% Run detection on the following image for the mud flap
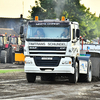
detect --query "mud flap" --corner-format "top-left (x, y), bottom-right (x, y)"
top-left (78, 54), bottom-right (92, 82)
top-left (78, 55), bottom-right (90, 74)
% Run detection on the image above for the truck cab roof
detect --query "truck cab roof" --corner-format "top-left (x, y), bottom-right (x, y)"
top-left (28, 19), bottom-right (79, 26)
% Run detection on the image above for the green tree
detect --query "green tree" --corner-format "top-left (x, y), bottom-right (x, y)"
top-left (96, 16), bottom-right (100, 38)
top-left (29, 0), bottom-right (99, 40)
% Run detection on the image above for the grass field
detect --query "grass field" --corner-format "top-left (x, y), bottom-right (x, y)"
top-left (0, 69), bottom-right (24, 74)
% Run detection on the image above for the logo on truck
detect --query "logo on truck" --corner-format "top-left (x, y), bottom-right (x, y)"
top-left (29, 43), bottom-right (45, 45)
top-left (29, 42), bottom-right (66, 46)
top-left (48, 43), bottom-right (66, 46)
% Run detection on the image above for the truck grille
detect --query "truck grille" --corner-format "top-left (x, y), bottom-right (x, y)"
top-left (29, 47), bottom-right (66, 55)
top-left (30, 52), bottom-right (65, 54)
top-left (29, 47), bottom-right (66, 51)
top-left (34, 56), bottom-right (61, 66)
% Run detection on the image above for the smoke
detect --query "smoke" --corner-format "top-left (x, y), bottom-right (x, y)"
top-left (53, 0), bottom-right (66, 18)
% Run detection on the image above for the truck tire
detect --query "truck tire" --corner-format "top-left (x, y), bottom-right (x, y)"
top-left (26, 73), bottom-right (36, 83)
top-left (69, 62), bottom-right (78, 83)
top-left (7, 47), bottom-right (13, 63)
top-left (86, 63), bottom-right (92, 82)
top-left (1, 50), bottom-right (7, 63)
top-left (79, 60), bottom-right (92, 82)
top-left (7, 48), bottom-right (10, 63)
top-left (41, 75), bottom-right (55, 81)
top-left (9, 47), bottom-right (13, 63)
top-left (0, 52), bottom-right (1, 63)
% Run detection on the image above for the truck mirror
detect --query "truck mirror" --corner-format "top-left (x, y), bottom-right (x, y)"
top-left (20, 34), bottom-right (24, 39)
top-left (76, 29), bottom-right (80, 38)
top-left (20, 26), bottom-right (23, 34)
top-left (73, 29), bottom-right (75, 39)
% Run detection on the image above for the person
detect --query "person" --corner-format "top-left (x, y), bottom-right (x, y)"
top-left (60, 28), bottom-right (69, 38)
top-left (33, 28), bottom-right (45, 37)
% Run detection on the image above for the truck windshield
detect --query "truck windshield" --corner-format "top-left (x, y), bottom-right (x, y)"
top-left (26, 25), bottom-right (70, 39)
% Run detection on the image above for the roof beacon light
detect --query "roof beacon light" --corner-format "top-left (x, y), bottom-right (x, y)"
top-left (61, 16), bottom-right (65, 21)
top-left (35, 16), bottom-right (39, 21)
top-left (5, 32), bottom-right (7, 35)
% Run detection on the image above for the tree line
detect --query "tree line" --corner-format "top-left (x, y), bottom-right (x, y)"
top-left (29, 0), bottom-right (100, 40)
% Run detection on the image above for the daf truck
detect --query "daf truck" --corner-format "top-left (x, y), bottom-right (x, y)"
top-left (20, 17), bottom-right (92, 83)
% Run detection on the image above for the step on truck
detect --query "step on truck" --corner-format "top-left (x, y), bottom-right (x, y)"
top-left (20, 16), bottom-right (92, 83)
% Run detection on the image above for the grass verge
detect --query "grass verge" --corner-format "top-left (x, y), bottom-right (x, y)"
top-left (0, 69), bottom-right (24, 74)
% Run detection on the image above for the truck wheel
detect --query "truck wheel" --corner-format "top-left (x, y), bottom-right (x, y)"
top-left (7, 47), bottom-right (13, 63)
top-left (26, 73), bottom-right (36, 83)
top-left (9, 47), bottom-right (13, 63)
top-left (1, 50), bottom-right (7, 63)
top-left (69, 62), bottom-right (78, 83)
top-left (78, 60), bottom-right (92, 82)
top-left (7, 48), bottom-right (10, 63)
top-left (87, 64), bottom-right (92, 82)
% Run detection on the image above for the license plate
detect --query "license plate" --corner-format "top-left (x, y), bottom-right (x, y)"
top-left (41, 57), bottom-right (53, 60)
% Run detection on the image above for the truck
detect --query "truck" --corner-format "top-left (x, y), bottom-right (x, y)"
top-left (20, 16), bottom-right (92, 83)
top-left (8, 34), bottom-right (25, 63)
top-left (0, 33), bottom-right (13, 63)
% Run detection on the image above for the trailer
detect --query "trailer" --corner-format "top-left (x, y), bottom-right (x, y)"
top-left (80, 44), bottom-right (100, 78)
top-left (20, 16), bottom-right (92, 83)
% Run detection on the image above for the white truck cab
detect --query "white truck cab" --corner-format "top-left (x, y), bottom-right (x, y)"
top-left (21, 17), bottom-right (92, 83)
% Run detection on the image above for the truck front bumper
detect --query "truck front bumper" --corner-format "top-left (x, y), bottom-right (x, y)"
top-left (24, 65), bottom-right (74, 74)
top-left (24, 57), bottom-right (74, 74)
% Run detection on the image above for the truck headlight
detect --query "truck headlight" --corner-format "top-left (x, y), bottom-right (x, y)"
top-left (62, 61), bottom-right (71, 64)
top-left (25, 61), bottom-right (32, 64)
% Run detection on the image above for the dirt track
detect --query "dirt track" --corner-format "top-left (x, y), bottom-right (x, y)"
top-left (0, 63), bottom-right (24, 69)
top-left (0, 63), bottom-right (100, 100)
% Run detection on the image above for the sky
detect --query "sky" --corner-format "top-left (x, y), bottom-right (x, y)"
top-left (80, 0), bottom-right (100, 16)
top-left (0, 0), bottom-right (35, 18)
top-left (0, 0), bottom-right (100, 18)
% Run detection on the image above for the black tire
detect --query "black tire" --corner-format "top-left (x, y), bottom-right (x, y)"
top-left (9, 47), bottom-right (13, 63)
top-left (69, 62), bottom-right (78, 83)
top-left (87, 62), bottom-right (92, 82)
top-left (26, 73), bottom-right (36, 83)
top-left (78, 60), bottom-right (92, 82)
top-left (0, 52), bottom-right (1, 63)
top-left (7, 47), bottom-right (13, 63)
top-left (7, 48), bottom-right (10, 63)
top-left (9, 47), bottom-right (14, 63)
top-left (1, 50), bottom-right (7, 63)
top-left (41, 75), bottom-right (55, 81)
